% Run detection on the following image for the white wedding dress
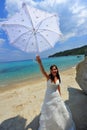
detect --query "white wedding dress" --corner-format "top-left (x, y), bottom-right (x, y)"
top-left (38, 79), bottom-right (76, 130)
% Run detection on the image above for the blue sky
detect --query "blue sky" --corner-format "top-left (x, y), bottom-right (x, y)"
top-left (0, 0), bottom-right (87, 61)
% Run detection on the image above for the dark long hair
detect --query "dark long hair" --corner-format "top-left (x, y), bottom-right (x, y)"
top-left (49, 64), bottom-right (61, 83)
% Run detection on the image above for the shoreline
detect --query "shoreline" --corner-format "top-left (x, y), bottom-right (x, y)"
top-left (0, 66), bottom-right (75, 93)
top-left (0, 75), bottom-right (44, 93)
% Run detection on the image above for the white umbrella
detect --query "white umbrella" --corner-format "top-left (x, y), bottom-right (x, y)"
top-left (0, 3), bottom-right (62, 55)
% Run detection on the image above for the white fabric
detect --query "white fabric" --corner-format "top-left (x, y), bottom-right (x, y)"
top-left (38, 79), bottom-right (76, 130)
top-left (0, 3), bottom-right (61, 53)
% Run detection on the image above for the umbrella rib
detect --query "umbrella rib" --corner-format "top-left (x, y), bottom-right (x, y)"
top-left (23, 4), bottom-right (39, 53)
top-left (34, 14), bottom-right (61, 36)
top-left (23, 32), bottom-right (40, 53)
top-left (23, 4), bottom-right (34, 29)
top-left (37, 32), bottom-right (54, 48)
top-left (36, 15), bottom-right (58, 32)
top-left (24, 32), bottom-right (35, 52)
top-left (38, 29), bottom-right (61, 36)
top-left (11, 30), bottom-right (32, 45)
top-left (2, 23), bottom-right (32, 31)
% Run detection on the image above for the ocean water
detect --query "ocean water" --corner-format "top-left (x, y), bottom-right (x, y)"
top-left (0, 55), bottom-right (84, 87)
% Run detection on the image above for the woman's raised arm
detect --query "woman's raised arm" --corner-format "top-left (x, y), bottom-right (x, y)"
top-left (36, 56), bottom-right (49, 79)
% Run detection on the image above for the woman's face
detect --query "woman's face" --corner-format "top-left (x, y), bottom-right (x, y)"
top-left (50, 66), bottom-right (58, 77)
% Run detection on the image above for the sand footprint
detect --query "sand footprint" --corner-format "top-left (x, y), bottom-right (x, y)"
top-left (14, 104), bottom-right (24, 111)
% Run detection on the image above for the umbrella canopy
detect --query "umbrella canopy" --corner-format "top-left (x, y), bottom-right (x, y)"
top-left (0, 3), bottom-right (62, 54)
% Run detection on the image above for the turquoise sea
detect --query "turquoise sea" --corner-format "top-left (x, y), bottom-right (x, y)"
top-left (0, 55), bottom-right (84, 87)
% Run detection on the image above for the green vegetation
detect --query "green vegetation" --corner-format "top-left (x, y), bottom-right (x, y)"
top-left (49, 45), bottom-right (87, 57)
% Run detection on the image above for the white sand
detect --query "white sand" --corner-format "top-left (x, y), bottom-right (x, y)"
top-left (0, 67), bottom-right (87, 130)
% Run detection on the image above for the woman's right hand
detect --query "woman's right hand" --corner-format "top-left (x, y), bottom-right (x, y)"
top-left (36, 55), bottom-right (48, 79)
top-left (36, 55), bottom-right (41, 64)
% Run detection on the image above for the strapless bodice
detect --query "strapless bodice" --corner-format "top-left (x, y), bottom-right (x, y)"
top-left (47, 79), bottom-right (60, 90)
top-left (46, 79), bottom-right (60, 94)
top-left (43, 79), bottom-right (60, 103)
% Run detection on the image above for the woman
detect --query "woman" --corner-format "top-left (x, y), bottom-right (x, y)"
top-left (36, 55), bottom-right (76, 130)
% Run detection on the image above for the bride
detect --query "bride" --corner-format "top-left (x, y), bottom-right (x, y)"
top-left (36, 55), bottom-right (76, 130)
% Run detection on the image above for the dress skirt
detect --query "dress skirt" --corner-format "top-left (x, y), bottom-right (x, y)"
top-left (38, 80), bottom-right (76, 130)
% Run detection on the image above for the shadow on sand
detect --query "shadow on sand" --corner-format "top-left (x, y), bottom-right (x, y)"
top-left (25, 114), bottom-right (40, 130)
top-left (0, 114), bottom-right (40, 130)
top-left (0, 88), bottom-right (87, 130)
top-left (65, 87), bottom-right (87, 130)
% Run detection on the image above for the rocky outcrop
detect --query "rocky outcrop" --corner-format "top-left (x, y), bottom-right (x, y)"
top-left (76, 56), bottom-right (87, 94)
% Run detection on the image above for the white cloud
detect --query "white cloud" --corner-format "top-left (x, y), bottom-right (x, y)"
top-left (37, 0), bottom-right (67, 9)
top-left (42, 0), bottom-right (67, 4)
top-left (5, 0), bottom-right (68, 15)
top-left (77, 18), bottom-right (85, 27)
top-left (5, 0), bottom-right (36, 16)
top-left (70, 2), bottom-right (84, 14)
top-left (4, 0), bottom-right (87, 41)
top-left (70, 2), bottom-right (87, 26)
top-left (61, 32), bottom-right (76, 42)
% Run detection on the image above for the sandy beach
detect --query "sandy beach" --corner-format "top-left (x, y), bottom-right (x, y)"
top-left (0, 67), bottom-right (87, 130)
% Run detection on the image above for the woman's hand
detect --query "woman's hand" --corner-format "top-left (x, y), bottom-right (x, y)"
top-left (36, 55), bottom-right (41, 64)
top-left (36, 55), bottom-right (49, 79)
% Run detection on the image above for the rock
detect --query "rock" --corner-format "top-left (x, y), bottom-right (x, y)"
top-left (76, 56), bottom-right (87, 94)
